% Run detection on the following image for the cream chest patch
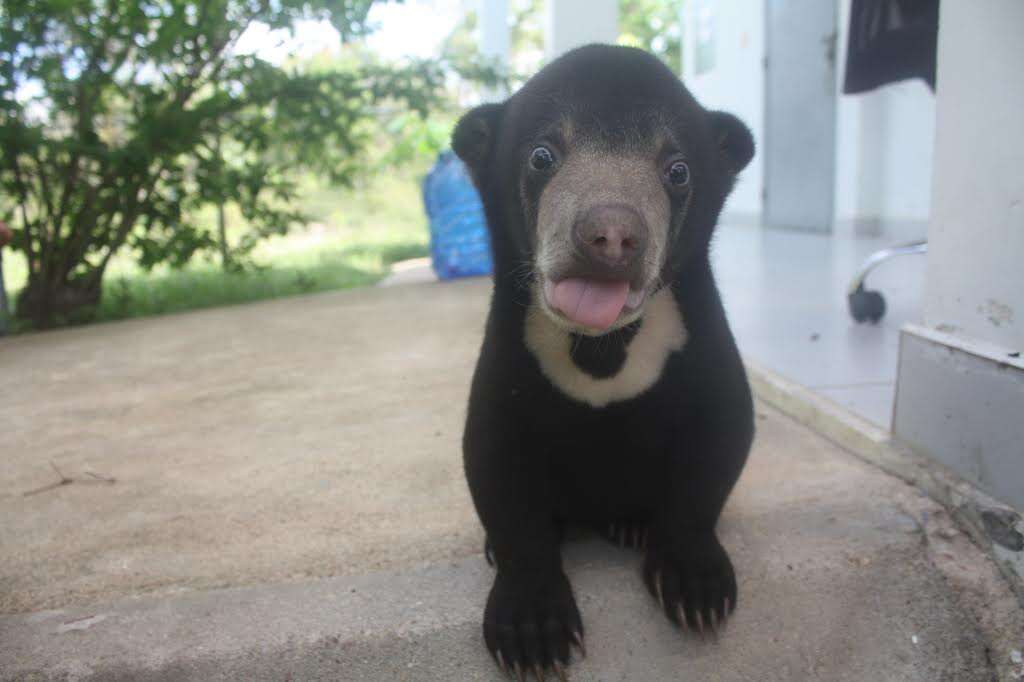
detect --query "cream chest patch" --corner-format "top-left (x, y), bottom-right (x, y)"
top-left (524, 288), bottom-right (687, 407)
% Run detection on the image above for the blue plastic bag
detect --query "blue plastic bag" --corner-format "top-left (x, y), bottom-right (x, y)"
top-left (422, 151), bottom-right (493, 279)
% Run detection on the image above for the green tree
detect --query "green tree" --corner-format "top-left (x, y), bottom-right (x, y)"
top-left (0, 0), bottom-right (452, 327)
top-left (442, 0), bottom-right (682, 82)
top-left (619, 0), bottom-right (683, 74)
top-left (438, 0), bottom-right (542, 89)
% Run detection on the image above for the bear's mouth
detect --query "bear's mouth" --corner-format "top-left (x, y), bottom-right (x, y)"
top-left (540, 277), bottom-right (647, 332)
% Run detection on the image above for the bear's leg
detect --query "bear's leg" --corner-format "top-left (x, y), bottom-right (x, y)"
top-left (642, 428), bottom-right (749, 637)
top-left (466, 418), bottom-right (584, 679)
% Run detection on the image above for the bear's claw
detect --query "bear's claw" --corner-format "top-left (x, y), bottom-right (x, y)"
top-left (601, 521), bottom-right (649, 550)
top-left (643, 533), bottom-right (736, 638)
top-left (484, 570), bottom-right (583, 681)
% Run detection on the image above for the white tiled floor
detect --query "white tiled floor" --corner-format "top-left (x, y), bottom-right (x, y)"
top-left (713, 223), bottom-right (927, 429)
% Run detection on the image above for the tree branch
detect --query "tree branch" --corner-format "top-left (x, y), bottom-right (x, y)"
top-left (8, 153), bottom-right (41, 275)
top-left (95, 162), bottom-right (167, 277)
top-left (28, 145), bottom-right (56, 226)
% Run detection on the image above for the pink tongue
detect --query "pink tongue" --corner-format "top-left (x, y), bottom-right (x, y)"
top-left (549, 279), bottom-right (630, 330)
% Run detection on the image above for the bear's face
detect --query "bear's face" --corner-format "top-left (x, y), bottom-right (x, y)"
top-left (454, 45), bottom-right (753, 335)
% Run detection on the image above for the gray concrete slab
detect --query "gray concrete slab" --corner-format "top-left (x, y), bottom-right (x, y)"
top-left (0, 529), bottom-right (1001, 682)
top-left (1, 279), bottom-right (1021, 680)
top-left (894, 324), bottom-right (1024, 511)
top-left (0, 279), bottom-right (490, 613)
top-left (815, 382), bottom-right (894, 428)
top-left (378, 257), bottom-right (437, 287)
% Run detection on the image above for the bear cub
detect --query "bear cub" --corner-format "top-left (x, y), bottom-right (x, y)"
top-left (454, 44), bottom-right (755, 680)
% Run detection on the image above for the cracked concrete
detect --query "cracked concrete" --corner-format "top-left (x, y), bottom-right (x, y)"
top-left (1, 279), bottom-right (1022, 680)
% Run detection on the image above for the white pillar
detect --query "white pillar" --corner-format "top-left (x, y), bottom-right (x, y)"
top-left (832, 0), bottom-right (936, 236)
top-left (544, 0), bottom-right (619, 61)
top-left (679, 0), bottom-right (765, 223)
top-left (478, 0), bottom-right (509, 99)
top-left (893, 1), bottom-right (1024, 511)
top-left (922, 2), bottom-right (1024, 349)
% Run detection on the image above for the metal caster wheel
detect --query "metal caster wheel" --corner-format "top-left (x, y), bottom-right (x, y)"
top-left (846, 239), bottom-right (925, 324)
top-left (848, 285), bottom-right (886, 324)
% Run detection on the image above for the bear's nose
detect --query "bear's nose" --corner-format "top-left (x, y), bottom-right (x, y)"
top-left (572, 204), bottom-right (648, 277)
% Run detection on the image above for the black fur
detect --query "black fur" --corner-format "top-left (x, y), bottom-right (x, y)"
top-left (568, 320), bottom-right (642, 378)
top-left (455, 45), bottom-right (755, 676)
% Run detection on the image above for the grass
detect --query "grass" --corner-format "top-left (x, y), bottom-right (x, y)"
top-left (1, 164), bottom-right (432, 331)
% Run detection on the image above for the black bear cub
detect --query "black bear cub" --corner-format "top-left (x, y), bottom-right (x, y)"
top-left (454, 44), bottom-right (755, 680)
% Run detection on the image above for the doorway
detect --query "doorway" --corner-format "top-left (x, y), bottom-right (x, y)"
top-left (763, 0), bottom-right (838, 232)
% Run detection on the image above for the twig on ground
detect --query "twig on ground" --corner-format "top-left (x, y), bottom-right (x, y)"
top-left (22, 461), bottom-right (117, 496)
top-left (83, 471), bottom-right (117, 484)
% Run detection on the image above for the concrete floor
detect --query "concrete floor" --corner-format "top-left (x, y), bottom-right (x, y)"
top-left (0, 280), bottom-right (489, 613)
top-left (2, 278), bottom-right (1021, 680)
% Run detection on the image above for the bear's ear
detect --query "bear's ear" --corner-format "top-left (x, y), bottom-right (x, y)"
top-left (708, 111), bottom-right (754, 174)
top-left (452, 103), bottom-right (504, 174)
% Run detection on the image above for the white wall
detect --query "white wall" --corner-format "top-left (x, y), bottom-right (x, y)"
top-left (833, 0), bottom-right (935, 234)
top-left (478, 0), bottom-right (509, 63)
top-left (681, 0), bottom-right (765, 221)
top-left (877, 82), bottom-right (935, 222)
top-left (679, 0), bottom-right (934, 231)
top-left (893, 0), bottom-right (1024, 512)
top-left (923, 0), bottom-right (1024, 350)
top-left (478, 0), bottom-right (510, 100)
top-left (545, 0), bottom-right (618, 60)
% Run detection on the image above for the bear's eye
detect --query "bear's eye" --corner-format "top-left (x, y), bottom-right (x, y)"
top-left (667, 160), bottom-right (690, 187)
top-left (529, 146), bottom-right (556, 171)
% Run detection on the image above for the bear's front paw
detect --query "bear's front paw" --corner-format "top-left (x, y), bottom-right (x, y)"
top-left (643, 532), bottom-right (736, 636)
top-left (484, 570), bottom-right (584, 680)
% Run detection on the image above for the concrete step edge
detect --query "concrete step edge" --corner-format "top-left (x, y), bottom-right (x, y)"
top-left (746, 358), bottom-right (1024, 667)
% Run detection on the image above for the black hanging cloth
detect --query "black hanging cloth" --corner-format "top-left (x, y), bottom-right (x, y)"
top-left (843, 0), bottom-right (940, 94)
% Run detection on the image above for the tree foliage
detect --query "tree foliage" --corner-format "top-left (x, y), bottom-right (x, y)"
top-left (0, 0), bottom-right (454, 326)
top-left (441, 0), bottom-right (681, 89)
top-left (618, 0), bottom-right (682, 74)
